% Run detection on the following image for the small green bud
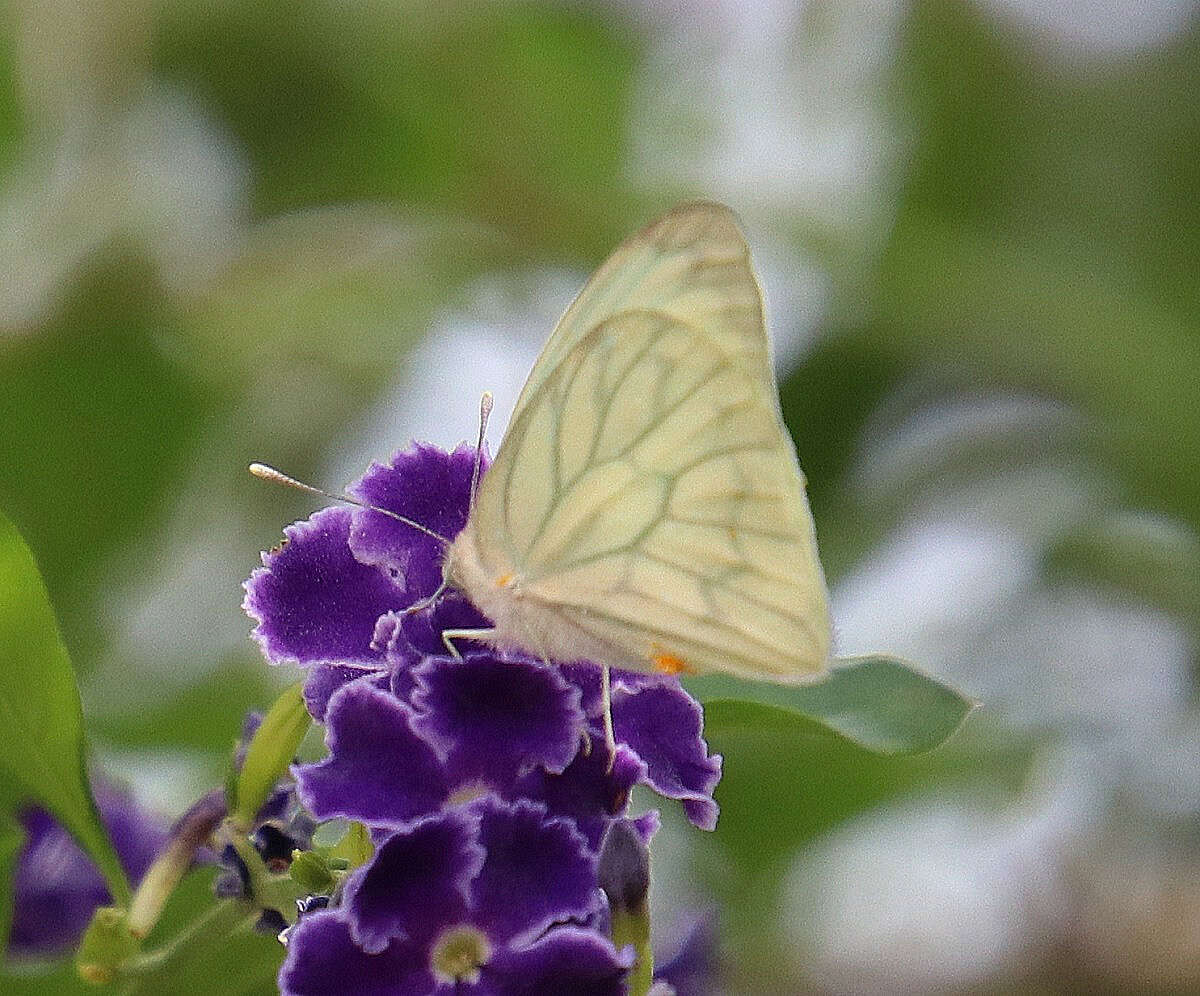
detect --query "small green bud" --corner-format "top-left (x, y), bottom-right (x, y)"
top-left (76, 906), bottom-right (139, 985)
top-left (329, 820), bottom-right (374, 868)
top-left (289, 849), bottom-right (336, 895)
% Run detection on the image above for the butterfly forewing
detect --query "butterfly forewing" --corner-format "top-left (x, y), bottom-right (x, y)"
top-left (471, 286), bottom-right (831, 682)
top-left (509, 202), bottom-right (775, 425)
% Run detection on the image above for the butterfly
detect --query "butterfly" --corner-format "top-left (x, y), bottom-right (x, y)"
top-left (254, 202), bottom-right (831, 754)
top-left (440, 203), bottom-right (831, 741)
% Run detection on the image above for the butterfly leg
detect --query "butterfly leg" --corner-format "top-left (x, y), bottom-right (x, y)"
top-left (600, 663), bottom-right (616, 772)
top-left (400, 578), bottom-right (448, 617)
top-left (439, 627), bottom-right (496, 658)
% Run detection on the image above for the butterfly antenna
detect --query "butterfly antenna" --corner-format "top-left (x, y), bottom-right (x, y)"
top-left (249, 463), bottom-right (450, 547)
top-left (467, 391), bottom-right (493, 518)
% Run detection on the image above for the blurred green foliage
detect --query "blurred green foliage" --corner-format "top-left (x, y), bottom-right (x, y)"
top-left (0, 255), bottom-right (211, 653)
top-left (155, 1), bottom-right (640, 247)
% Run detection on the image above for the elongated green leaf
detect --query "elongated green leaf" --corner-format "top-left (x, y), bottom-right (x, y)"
top-left (230, 682), bottom-right (310, 830)
top-left (0, 510), bottom-right (129, 904)
top-left (686, 654), bottom-right (977, 756)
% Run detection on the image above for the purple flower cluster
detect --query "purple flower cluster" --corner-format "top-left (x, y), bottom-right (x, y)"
top-left (245, 445), bottom-right (722, 994)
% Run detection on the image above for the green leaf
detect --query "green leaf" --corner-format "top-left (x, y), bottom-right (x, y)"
top-left (328, 820), bottom-right (374, 870)
top-left (0, 510), bottom-right (130, 904)
top-left (0, 813), bottom-right (22, 951)
top-left (123, 899), bottom-right (282, 996)
top-left (230, 682), bottom-right (310, 830)
top-left (686, 654), bottom-right (977, 756)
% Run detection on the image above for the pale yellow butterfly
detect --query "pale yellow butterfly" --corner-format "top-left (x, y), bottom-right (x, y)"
top-left (254, 202), bottom-right (831, 752)
top-left (442, 202), bottom-right (831, 733)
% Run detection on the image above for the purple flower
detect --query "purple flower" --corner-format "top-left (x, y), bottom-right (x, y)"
top-left (244, 445), bottom-right (486, 681)
top-left (246, 444), bottom-right (722, 832)
top-left (247, 443), bottom-right (726, 994)
top-left (279, 799), bottom-right (631, 995)
top-left (7, 782), bottom-right (167, 959)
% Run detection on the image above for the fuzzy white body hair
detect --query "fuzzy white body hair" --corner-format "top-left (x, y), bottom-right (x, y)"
top-left (446, 521), bottom-right (654, 673)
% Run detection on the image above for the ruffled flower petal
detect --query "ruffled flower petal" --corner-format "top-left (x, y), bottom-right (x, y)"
top-left (244, 507), bottom-right (406, 667)
top-left (279, 910), bottom-right (432, 996)
top-left (344, 809), bottom-right (483, 954)
top-left (347, 443), bottom-right (483, 599)
top-left (469, 798), bottom-right (600, 946)
top-left (613, 680), bottom-right (723, 831)
top-left (482, 926), bottom-right (632, 996)
top-left (410, 653), bottom-right (584, 784)
top-left (294, 683), bottom-right (448, 826)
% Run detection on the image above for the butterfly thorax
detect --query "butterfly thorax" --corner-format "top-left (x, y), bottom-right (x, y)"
top-left (446, 524), bottom-right (516, 613)
top-left (443, 522), bottom-right (536, 653)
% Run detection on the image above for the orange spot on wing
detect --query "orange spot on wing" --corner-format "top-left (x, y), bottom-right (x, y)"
top-left (495, 572), bottom-right (515, 588)
top-left (651, 651), bottom-right (695, 676)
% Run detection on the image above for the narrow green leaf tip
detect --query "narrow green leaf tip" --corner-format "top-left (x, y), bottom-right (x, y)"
top-left (231, 682), bottom-right (311, 831)
top-left (0, 509), bottom-right (131, 905)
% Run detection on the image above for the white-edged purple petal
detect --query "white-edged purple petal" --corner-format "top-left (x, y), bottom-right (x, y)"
top-left (469, 797), bottom-right (600, 947)
top-left (294, 683), bottom-right (448, 826)
top-left (410, 653), bottom-right (584, 783)
top-left (279, 909), bottom-right (432, 995)
top-left (612, 681), bottom-right (723, 831)
top-left (244, 507), bottom-right (406, 667)
top-left (483, 926), bottom-right (632, 996)
top-left (347, 443), bottom-right (483, 598)
top-left (344, 809), bottom-right (483, 954)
